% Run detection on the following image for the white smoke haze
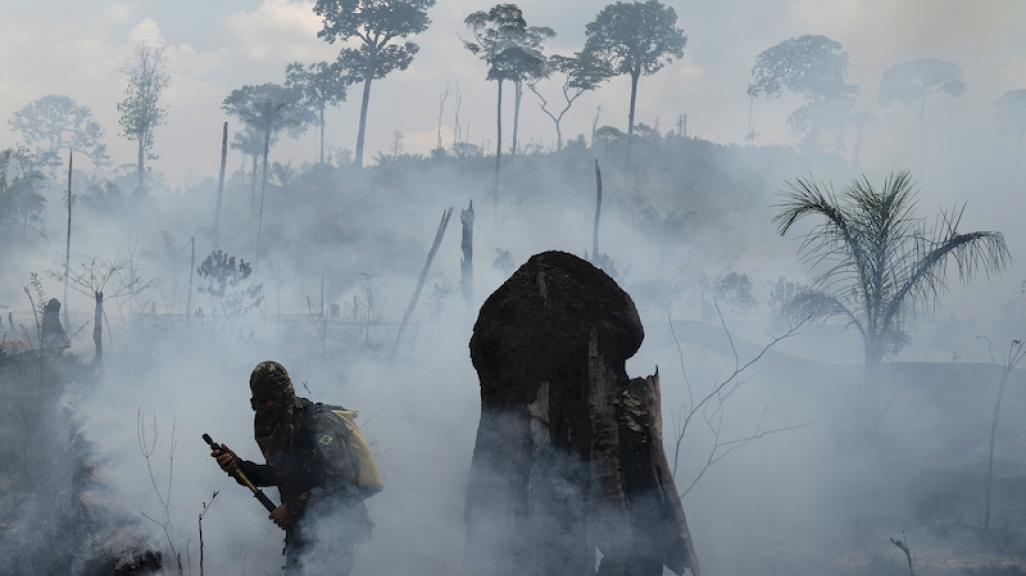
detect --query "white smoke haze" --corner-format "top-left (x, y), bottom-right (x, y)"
top-left (2, 1), bottom-right (1026, 575)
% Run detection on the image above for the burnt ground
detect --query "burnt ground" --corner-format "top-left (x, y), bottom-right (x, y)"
top-left (671, 320), bottom-right (1026, 576)
top-left (0, 350), bottom-right (161, 576)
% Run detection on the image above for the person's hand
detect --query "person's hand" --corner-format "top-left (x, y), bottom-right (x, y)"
top-left (211, 443), bottom-right (240, 474)
top-left (269, 504), bottom-right (294, 530)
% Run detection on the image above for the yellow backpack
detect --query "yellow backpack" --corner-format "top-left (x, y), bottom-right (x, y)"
top-left (329, 408), bottom-right (385, 497)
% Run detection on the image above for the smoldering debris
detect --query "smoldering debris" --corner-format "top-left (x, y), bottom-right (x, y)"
top-left (0, 351), bottom-right (161, 576)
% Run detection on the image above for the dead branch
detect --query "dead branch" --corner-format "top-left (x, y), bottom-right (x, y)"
top-left (390, 207), bottom-right (453, 362)
top-left (669, 301), bottom-right (811, 498)
top-left (890, 533), bottom-right (914, 576)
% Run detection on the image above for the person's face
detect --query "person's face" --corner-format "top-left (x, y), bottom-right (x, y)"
top-left (251, 393), bottom-right (287, 420)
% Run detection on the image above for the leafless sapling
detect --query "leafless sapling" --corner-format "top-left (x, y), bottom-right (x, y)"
top-left (669, 302), bottom-right (811, 498)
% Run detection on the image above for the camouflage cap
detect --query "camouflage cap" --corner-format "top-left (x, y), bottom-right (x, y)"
top-left (250, 361), bottom-right (294, 400)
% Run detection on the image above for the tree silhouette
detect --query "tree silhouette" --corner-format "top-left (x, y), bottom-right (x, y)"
top-left (231, 126), bottom-right (278, 214)
top-left (749, 35), bottom-right (858, 155)
top-left (584, 0), bottom-right (686, 167)
top-left (527, 51), bottom-right (612, 151)
top-left (314, 0), bottom-right (434, 168)
top-left (879, 58), bottom-right (965, 153)
top-left (222, 83), bottom-right (312, 267)
top-left (774, 170), bottom-right (1010, 438)
top-left (464, 4), bottom-right (552, 209)
top-left (0, 148), bottom-right (46, 246)
top-left (994, 88), bottom-right (1026, 164)
top-left (8, 95), bottom-right (108, 170)
top-left (285, 61), bottom-right (350, 164)
top-left (118, 41), bottom-right (170, 192)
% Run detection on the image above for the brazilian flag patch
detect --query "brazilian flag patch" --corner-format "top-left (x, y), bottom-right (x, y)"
top-left (317, 433), bottom-right (334, 447)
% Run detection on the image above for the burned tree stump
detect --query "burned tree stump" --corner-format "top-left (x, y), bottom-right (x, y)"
top-left (465, 251), bottom-right (698, 576)
top-left (42, 298), bottom-right (71, 349)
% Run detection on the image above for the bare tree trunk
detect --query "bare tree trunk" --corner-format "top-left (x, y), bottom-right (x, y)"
top-left (985, 341), bottom-right (1026, 530)
top-left (92, 291), bottom-right (103, 367)
top-left (494, 79), bottom-right (504, 219)
top-left (251, 154), bottom-right (258, 216)
top-left (593, 160), bottom-right (602, 262)
top-left (627, 70), bottom-right (640, 170)
top-left (137, 137), bottom-right (145, 192)
top-left (512, 81), bottom-right (522, 158)
top-left (390, 207), bottom-right (454, 362)
top-left (461, 200), bottom-right (475, 312)
top-left (319, 106), bottom-right (326, 164)
top-left (857, 347), bottom-right (884, 442)
top-left (255, 131), bottom-right (270, 270)
top-left (187, 237), bottom-right (195, 321)
top-left (63, 149), bottom-right (72, 329)
top-left (213, 122), bottom-right (228, 249)
top-left (356, 72), bottom-right (374, 168)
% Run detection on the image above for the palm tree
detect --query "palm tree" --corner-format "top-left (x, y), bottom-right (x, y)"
top-left (774, 170), bottom-right (1011, 438)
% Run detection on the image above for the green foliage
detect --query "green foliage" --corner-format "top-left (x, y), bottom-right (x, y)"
top-left (286, 61), bottom-right (349, 112)
top-left (0, 148), bottom-right (47, 245)
top-left (775, 170), bottom-right (1011, 430)
top-left (231, 125), bottom-right (273, 158)
top-left (286, 61), bottom-right (351, 162)
top-left (749, 35), bottom-right (857, 101)
top-left (879, 57), bottom-right (964, 147)
top-left (117, 42), bottom-right (170, 164)
top-left (879, 58), bottom-right (965, 112)
top-left (8, 94), bottom-right (108, 169)
top-left (583, 0), bottom-right (686, 79)
top-left (196, 250), bottom-right (264, 319)
top-left (527, 51), bottom-right (613, 150)
top-left (712, 272), bottom-right (756, 315)
top-left (222, 83), bottom-right (312, 144)
top-left (583, 0), bottom-right (685, 147)
top-left (314, 0), bottom-right (435, 166)
top-left (768, 276), bottom-right (808, 325)
top-left (493, 249), bottom-right (515, 276)
top-left (21, 272), bottom-right (46, 348)
top-left (464, 4), bottom-right (554, 85)
top-left (749, 35), bottom-right (858, 154)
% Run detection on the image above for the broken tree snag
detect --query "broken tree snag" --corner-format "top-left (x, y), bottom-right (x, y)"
top-left (390, 206), bottom-right (454, 362)
top-left (42, 298), bottom-right (70, 349)
top-left (92, 291), bottom-right (103, 366)
top-left (465, 250), bottom-right (698, 576)
top-left (461, 199), bottom-right (474, 312)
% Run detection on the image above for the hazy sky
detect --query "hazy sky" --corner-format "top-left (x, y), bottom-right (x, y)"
top-left (2, 0), bottom-right (1024, 185)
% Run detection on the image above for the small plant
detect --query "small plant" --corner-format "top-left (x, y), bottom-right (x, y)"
top-left (138, 409), bottom-right (183, 573)
top-left (196, 250), bottom-right (263, 319)
top-left (21, 272), bottom-right (46, 347)
top-left (712, 271), bottom-right (756, 316)
top-left (493, 249), bottom-right (515, 276)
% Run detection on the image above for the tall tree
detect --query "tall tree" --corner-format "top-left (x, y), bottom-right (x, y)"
top-left (314, 0), bottom-right (435, 168)
top-left (774, 170), bottom-right (1010, 438)
top-left (994, 88), bottom-right (1026, 164)
top-left (749, 35), bottom-right (858, 155)
top-left (527, 51), bottom-right (612, 151)
top-left (583, 0), bottom-right (686, 167)
top-left (222, 83), bottom-right (312, 266)
top-left (879, 58), bottom-right (965, 153)
top-left (118, 41), bottom-right (171, 192)
top-left (507, 23), bottom-right (554, 157)
top-left (8, 95), bottom-right (108, 170)
top-left (465, 4), bottom-right (522, 212)
top-left (285, 61), bottom-right (350, 164)
top-left (231, 126), bottom-right (278, 215)
top-left (0, 148), bottom-right (47, 246)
